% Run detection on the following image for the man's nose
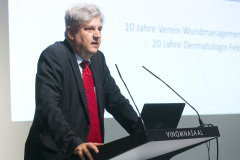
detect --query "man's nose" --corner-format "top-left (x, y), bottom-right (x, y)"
top-left (93, 29), bottom-right (101, 38)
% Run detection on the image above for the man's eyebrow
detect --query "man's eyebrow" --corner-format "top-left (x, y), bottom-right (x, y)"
top-left (84, 25), bottom-right (102, 27)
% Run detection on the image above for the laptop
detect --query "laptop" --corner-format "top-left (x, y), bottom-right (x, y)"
top-left (141, 103), bottom-right (185, 129)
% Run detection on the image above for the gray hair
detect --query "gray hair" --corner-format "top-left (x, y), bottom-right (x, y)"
top-left (64, 3), bottom-right (103, 37)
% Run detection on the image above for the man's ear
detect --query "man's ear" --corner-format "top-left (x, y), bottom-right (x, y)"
top-left (66, 26), bottom-right (74, 40)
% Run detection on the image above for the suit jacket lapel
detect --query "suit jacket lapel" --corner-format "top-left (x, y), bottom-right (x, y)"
top-left (90, 54), bottom-right (104, 121)
top-left (63, 40), bottom-right (89, 116)
top-left (63, 40), bottom-right (104, 123)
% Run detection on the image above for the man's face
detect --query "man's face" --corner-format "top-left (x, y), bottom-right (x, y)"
top-left (68, 16), bottom-right (102, 59)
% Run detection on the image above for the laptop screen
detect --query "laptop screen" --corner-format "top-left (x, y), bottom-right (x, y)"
top-left (141, 103), bottom-right (185, 129)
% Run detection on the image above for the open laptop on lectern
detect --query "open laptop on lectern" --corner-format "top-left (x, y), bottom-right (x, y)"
top-left (141, 103), bottom-right (185, 129)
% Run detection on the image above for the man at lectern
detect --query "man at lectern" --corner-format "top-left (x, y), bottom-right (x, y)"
top-left (24, 3), bottom-right (140, 160)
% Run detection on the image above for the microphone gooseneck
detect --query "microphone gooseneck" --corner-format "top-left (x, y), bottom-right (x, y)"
top-left (142, 66), bottom-right (218, 160)
top-left (142, 66), bottom-right (205, 127)
top-left (115, 64), bottom-right (146, 131)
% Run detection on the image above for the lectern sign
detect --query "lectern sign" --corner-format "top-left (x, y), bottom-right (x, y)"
top-left (166, 129), bottom-right (203, 138)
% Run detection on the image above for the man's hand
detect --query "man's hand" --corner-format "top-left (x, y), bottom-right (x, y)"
top-left (74, 143), bottom-right (104, 160)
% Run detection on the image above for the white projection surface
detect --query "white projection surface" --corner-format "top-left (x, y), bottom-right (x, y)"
top-left (9, 0), bottom-right (240, 121)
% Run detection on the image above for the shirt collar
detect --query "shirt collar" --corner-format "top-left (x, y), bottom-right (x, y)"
top-left (75, 53), bottom-right (91, 67)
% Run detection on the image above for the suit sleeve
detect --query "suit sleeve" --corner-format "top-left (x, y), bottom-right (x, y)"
top-left (99, 52), bottom-right (139, 134)
top-left (35, 45), bottom-right (83, 156)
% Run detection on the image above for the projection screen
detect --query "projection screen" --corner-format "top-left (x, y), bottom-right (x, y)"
top-left (8, 0), bottom-right (240, 121)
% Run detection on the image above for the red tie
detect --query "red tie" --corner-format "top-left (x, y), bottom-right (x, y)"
top-left (81, 61), bottom-right (101, 143)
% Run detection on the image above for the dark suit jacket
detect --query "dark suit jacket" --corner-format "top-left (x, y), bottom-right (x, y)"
top-left (24, 39), bottom-right (139, 160)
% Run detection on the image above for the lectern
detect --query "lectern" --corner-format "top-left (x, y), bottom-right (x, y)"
top-left (89, 126), bottom-right (220, 160)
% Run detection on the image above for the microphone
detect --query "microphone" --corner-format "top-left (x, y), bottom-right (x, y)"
top-left (115, 64), bottom-right (146, 131)
top-left (142, 66), bottom-right (205, 127)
